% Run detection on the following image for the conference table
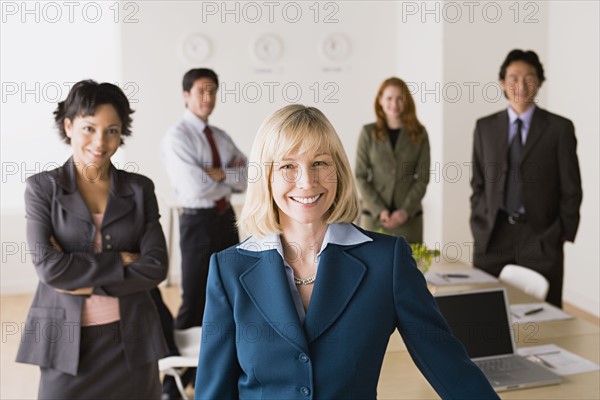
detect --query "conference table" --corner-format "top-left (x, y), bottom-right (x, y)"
top-left (376, 262), bottom-right (600, 399)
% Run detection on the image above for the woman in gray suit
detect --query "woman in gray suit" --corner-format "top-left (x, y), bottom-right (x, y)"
top-left (16, 80), bottom-right (168, 399)
top-left (355, 77), bottom-right (431, 243)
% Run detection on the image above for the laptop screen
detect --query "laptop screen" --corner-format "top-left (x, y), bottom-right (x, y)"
top-left (434, 289), bottom-right (514, 358)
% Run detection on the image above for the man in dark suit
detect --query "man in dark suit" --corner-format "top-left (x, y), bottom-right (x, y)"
top-left (470, 49), bottom-right (582, 307)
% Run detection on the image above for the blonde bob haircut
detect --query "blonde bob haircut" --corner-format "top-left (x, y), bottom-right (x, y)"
top-left (239, 104), bottom-right (360, 238)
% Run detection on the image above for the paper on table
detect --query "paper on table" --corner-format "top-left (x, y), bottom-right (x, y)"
top-left (510, 302), bottom-right (573, 323)
top-left (424, 268), bottom-right (498, 286)
top-left (517, 344), bottom-right (600, 376)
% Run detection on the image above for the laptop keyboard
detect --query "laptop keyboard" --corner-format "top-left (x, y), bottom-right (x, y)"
top-left (476, 356), bottom-right (529, 373)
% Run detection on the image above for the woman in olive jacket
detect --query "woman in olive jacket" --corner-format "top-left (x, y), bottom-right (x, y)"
top-left (355, 77), bottom-right (430, 243)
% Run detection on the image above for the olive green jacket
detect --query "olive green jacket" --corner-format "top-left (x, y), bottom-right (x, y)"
top-left (355, 123), bottom-right (430, 242)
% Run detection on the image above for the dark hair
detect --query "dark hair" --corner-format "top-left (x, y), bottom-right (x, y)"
top-left (499, 49), bottom-right (545, 83)
top-left (182, 68), bottom-right (219, 92)
top-left (54, 80), bottom-right (133, 144)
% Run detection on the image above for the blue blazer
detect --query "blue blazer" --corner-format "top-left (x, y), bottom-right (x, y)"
top-left (195, 227), bottom-right (498, 399)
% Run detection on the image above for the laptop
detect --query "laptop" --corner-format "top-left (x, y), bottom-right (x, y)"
top-left (434, 287), bottom-right (561, 391)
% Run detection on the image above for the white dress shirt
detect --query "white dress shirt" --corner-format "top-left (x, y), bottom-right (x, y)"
top-left (161, 109), bottom-right (247, 208)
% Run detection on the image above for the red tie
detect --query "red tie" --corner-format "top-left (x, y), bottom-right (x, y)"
top-left (204, 125), bottom-right (228, 214)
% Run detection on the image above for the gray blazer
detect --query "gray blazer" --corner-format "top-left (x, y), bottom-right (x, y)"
top-left (355, 123), bottom-right (430, 243)
top-left (16, 159), bottom-right (169, 375)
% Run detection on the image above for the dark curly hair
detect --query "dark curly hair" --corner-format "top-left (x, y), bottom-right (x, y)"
top-left (54, 80), bottom-right (134, 144)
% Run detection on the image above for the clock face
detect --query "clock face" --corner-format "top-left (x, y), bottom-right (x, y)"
top-left (181, 33), bottom-right (212, 64)
top-left (320, 33), bottom-right (351, 62)
top-left (252, 33), bottom-right (283, 64)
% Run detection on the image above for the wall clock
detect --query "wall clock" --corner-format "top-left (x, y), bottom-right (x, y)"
top-left (181, 33), bottom-right (212, 64)
top-left (320, 33), bottom-right (351, 62)
top-left (252, 33), bottom-right (283, 64)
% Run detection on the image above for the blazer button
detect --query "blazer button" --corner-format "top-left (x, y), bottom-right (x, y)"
top-left (106, 244), bottom-right (113, 250)
top-left (104, 233), bottom-right (112, 241)
top-left (300, 386), bottom-right (311, 396)
top-left (298, 353), bottom-right (309, 363)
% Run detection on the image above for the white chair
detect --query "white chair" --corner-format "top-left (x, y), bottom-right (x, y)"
top-left (499, 264), bottom-right (549, 300)
top-left (158, 327), bottom-right (202, 400)
top-left (156, 192), bottom-right (183, 287)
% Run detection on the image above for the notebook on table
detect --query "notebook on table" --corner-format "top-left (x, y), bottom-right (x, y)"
top-left (434, 287), bottom-right (561, 392)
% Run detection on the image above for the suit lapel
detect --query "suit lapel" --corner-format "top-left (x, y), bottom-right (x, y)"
top-left (239, 250), bottom-right (309, 353)
top-left (102, 166), bottom-right (134, 228)
top-left (54, 159), bottom-right (92, 223)
top-left (54, 160), bottom-right (135, 226)
top-left (304, 245), bottom-right (366, 343)
top-left (521, 107), bottom-right (547, 162)
top-left (493, 110), bottom-right (509, 166)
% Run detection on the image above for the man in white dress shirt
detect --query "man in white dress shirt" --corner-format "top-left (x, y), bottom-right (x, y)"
top-left (160, 68), bottom-right (247, 398)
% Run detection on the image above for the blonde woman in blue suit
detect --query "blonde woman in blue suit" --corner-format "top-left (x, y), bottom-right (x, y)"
top-left (195, 105), bottom-right (497, 399)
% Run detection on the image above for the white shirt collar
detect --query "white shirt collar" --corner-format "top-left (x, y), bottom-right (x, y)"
top-left (183, 108), bottom-right (209, 132)
top-left (237, 223), bottom-right (372, 259)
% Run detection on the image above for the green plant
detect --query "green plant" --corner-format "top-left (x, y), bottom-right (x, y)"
top-left (410, 243), bottom-right (440, 273)
top-left (375, 229), bottom-right (440, 273)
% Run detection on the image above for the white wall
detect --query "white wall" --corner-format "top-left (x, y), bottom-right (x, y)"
top-left (1, 1), bottom-right (123, 293)
top-left (1, 1), bottom-right (598, 316)
top-left (119, 1), bottom-right (398, 205)
top-left (547, 1), bottom-right (600, 317)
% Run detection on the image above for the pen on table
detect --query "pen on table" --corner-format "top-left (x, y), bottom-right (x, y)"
top-left (524, 307), bottom-right (544, 316)
top-left (442, 274), bottom-right (470, 279)
top-left (436, 273), bottom-right (450, 282)
top-left (533, 350), bottom-right (561, 356)
top-left (528, 354), bottom-right (555, 369)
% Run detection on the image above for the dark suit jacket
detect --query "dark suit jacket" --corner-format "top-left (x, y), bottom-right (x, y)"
top-left (470, 107), bottom-right (582, 250)
top-left (195, 227), bottom-right (498, 399)
top-left (16, 159), bottom-right (169, 375)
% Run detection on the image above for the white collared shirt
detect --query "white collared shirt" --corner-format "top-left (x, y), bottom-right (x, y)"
top-left (161, 109), bottom-right (248, 208)
top-left (238, 223), bottom-right (372, 323)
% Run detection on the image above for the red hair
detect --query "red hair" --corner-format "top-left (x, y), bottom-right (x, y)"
top-left (373, 77), bottom-right (422, 144)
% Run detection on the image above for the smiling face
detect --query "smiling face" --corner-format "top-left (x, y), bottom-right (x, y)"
top-left (271, 150), bottom-right (338, 229)
top-left (500, 60), bottom-right (541, 113)
top-left (64, 103), bottom-right (122, 172)
top-left (378, 85), bottom-right (404, 122)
